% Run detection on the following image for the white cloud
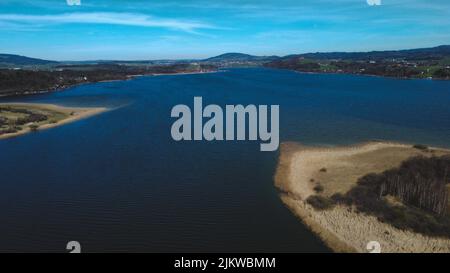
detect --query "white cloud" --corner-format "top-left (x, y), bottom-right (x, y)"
top-left (367, 0), bottom-right (382, 6)
top-left (0, 12), bottom-right (216, 32)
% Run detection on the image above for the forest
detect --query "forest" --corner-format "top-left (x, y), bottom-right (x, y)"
top-left (0, 63), bottom-right (217, 97)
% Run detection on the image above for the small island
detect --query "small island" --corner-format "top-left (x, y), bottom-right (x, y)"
top-left (275, 141), bottom-right (450, 253)
top-left (0, 103), bottom-right (107, 140)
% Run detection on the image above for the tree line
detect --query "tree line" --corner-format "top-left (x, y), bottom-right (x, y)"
top-left (308, 155), bottom-right (450, 237)
top-left (0, 63), bottom-right (217, 97)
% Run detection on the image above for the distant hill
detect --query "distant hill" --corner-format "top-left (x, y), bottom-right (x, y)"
top-left (266, 45), bottom-right (450, 80)
top-left (0, 54), bottom-right (58, 66)
top-left (2, 46), bottom-right (450, 67)
top-left (204, 53), bottom-right (279, 62)
top-left (284, 45), bottom-right (450, 61)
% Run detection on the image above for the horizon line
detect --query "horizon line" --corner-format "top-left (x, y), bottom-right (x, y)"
top-left (2, 44), bottom-right (449, 63)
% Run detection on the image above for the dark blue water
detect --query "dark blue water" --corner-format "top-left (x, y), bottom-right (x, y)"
top-left (0, 68), bottom-right (449, 252)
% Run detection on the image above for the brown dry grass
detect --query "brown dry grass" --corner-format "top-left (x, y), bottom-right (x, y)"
top-left (275, 141), bottom-right (450, 253)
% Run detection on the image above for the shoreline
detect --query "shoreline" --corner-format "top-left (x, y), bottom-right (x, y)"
top-left (0, 70), bottom-right (218, 99)
top-left (275, 141), bottom-right (450, 253)
top-left (150, 70), bottom-right (219, 76)
top-left (269, 67), bottom-right (450, 81)
top-left (0, 103), bottom-right (107, 140)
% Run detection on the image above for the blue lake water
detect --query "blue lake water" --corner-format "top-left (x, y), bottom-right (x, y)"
top-left (0, 68), bottom-right (449, 252)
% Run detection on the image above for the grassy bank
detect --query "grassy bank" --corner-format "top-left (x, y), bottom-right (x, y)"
top-left (0, 103), bottom-right (107, 140)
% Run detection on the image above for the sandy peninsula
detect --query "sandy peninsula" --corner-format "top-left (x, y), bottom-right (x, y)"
top-left (0, 103), bottom-right (107, 140)
top-left (275, 141), bottom-right (450, 253)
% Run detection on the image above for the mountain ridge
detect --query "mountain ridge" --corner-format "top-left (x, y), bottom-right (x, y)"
top-left (284, 45), bottom-right (450, 61)
top-left (0, 54), bottom-right (59, 66)
top-left (203, 52), bottom-right (280, 62)
top-left (2, 45), bottom-right (450, 66)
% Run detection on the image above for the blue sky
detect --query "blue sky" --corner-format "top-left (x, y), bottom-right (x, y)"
top-left (0, 0), bottom-right (449, 60)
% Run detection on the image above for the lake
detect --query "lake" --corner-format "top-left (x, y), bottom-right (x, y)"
top-left (1, 68), bottom-right (449, 252)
